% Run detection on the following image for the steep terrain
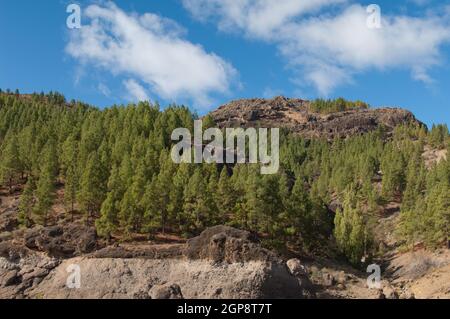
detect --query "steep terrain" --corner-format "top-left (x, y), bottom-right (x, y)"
top-left (0, 93), bottom-right (448, 299)
top-left (209, 96), bottom-right (423, 139)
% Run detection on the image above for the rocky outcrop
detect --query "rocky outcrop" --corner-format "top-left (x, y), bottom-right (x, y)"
top-left (183, 225), bottom-right (275, 263)
top-left (149, 283), bottom-right (184, 299)
top-left (0, 226), bottom-right (308, 299)
top-left (287, 258), bottom-right (316, 298)
top-left (23, 223), bottom-right (99, 258)
top-left (0, 207), bottom-right (19, 233)
top-left (27, 257), bottom-right (302, 299)
top-left (0, 242), bottom-right (60, 299)
top-left (209, 96), bottom-right (422, 140)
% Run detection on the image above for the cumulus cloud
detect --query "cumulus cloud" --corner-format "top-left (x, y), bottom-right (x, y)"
top-left (183, 1), bottom-right (450, 95)
top-left (182, 0), bottom-right (346, 39)
top-left (280, 5), bottom-right (450, 93)
top-left (66, 1), bottom-right (236, 107)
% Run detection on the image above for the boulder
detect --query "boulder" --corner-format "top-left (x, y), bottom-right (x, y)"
top-left (382, 285), bottom-right (399, 299)
top-left (286, 259), bottom-right (307, 277)
top-left (0, 209), bottom-right (19, 232)
top-left (399, 290), bottom-right (415, 300)
top-left (0, 270), bottom-right (19, 287)
top-left (150, 283), bottom-right (183, 299)
top-left (322, 273), bottom-right (336, 287)
top-left (184, 225), bottom-right (275, 264)
top-left (286, 259), bottom-right (316, 299)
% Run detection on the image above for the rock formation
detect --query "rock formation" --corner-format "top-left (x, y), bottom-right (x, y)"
top-left (0, 226), bottom-right (309, 299)
top-left (209, 96), bottom-right (422, 140)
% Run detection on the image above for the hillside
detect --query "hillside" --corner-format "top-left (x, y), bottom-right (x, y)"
top-left (0, 92), bottom-right (449, 299)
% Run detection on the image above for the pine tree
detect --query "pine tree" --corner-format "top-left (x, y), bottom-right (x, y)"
top-left (285, 178), bottom-right (320, 248)
top-left (257, 174), bottom-right (283, 238)
top-left (424, 181), bottom-right (449, 247)
top-left (34, 162), bottom-right (56, 226)
top-left (64, 163), bottom-right (78, 220)
top-left (402, 151), bottom-right (426, 211)
top-left (348, 202), bottom-right (366, 265)
top-left (381, 145), bottom-right (406, 200)
top-left (398, 198), bottom-right (423, 249)
top-left (62, 135), bottom-right (79, 219)
top-left (126, 161), bottom-right (147, 231)
top-left (141, 177), bottom-right (160, 235)
top-left (168, 164), bottom-right (191, 232)
top-left (429, 124), bottom-right (449, 149)
top-left (142, 151), bottom-right (174, 235)
top-left (0, 134), bottom-right (20, 192)
top-left (78, 152), bottom-right (106, 224)
top-left (96, 165), bottom-right (122, 239)
top-left (182, 167), bottom-right (212, 235)
top-left (204, 164), bottom-right (219, 225)
top-left (18, 177), bottom-right (35, 228)
top-left (216, 167), bottom-right (236, 224)
top-left (334, 189), bottom-right (370, 265)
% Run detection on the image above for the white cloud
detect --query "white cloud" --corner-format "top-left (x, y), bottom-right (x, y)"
top-left (183, 1), bottom-right (450, 95)
top-left (97, 83), bottom-right (111, 97)
top-left (123, 79), bottom-right (150, 102)
top-left (183, 0), bottom-right (346, 40)
top-left (66, 1), bottom-right (236, 108)
top-left (280, 5), bottom-right (450, 94)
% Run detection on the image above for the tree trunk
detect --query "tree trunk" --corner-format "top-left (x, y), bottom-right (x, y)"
top-left (162, 214), bottom-right (166, 235)
top-left (71, 200), bottom-right (74, 222)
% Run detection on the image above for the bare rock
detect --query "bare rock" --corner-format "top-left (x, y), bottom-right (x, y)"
top-left (377, 290), bottom-right (386, 299)
top-left (322, 273), bottom-right (336, 287)
top-left (209, 96), bottom-right (423, 140)
top-left (382, 285), bottom-right (399, 299)
top-left (2, 226), bottom-right (307, 299)
top-left (286, 259), bottom-right (316, 298)
top-left (0, 270), bottom-right (19, 287)
top-left (336, 283), bottom-right (346, 290)
top-left (184, 225), bottom-right (275, 264)
top-left (24, 223), bottom-right (99, 258)
top-left (287, 259), bottom-right (307, 277)
top-left (335, 271), bottom-right (348, 285)
top-left (25, 256), bottom-right (305, 299)
top-left (149, 283), bottom-right (183, 299)
top-left (0, 245), bottom-right (59, 297)
top-left (399, 290), bottom-right (415, 300)
top-left (0, 209), bottom-right (19, 233)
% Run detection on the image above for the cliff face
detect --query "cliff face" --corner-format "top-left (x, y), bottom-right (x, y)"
top-left (209, 96), bottom-right (422, 139)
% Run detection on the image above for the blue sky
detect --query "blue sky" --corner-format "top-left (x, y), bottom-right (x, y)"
top-left (0, 0), bottom-right (449, 126)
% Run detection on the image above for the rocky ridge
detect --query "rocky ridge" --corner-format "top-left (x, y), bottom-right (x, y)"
top-left (209, 96), bottom-right (422, 139)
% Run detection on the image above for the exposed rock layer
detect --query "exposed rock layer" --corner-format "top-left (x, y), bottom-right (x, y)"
top-left (0, 226), bottom-right (307, 299)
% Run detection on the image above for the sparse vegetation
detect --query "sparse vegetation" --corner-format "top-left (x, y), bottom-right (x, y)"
top-left (309, 98), bottom-right (369, 114)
